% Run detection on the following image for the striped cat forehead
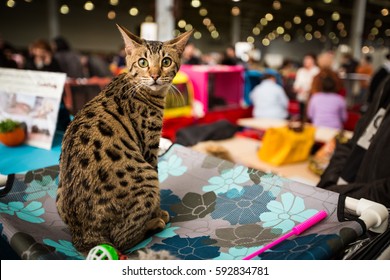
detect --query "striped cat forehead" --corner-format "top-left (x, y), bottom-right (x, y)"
top-left (144, 40), bottom-right (164, 54)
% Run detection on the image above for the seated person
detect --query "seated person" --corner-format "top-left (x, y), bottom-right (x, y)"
top-left (317, 75), bottom-right (390, 208)
top-left (250, 73), bottom-right (289, 120)
top-left (307, 75), bottom-right (347, 129)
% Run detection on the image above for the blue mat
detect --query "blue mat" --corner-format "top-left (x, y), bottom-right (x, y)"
top-left (0, 132), bottom-right (63, 175)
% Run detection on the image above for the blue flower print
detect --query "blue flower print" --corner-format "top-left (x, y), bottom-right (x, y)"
top-left (43, 239), bottom-right (84, 259)
top-left (259, 234), bottom-right (339, 260)
top-left (155, 223), bottom-right (180, 239)
top-left (151, 236), bottom-right (220, 260)
top-left (158, 154), bottom-right (187, 182)
top-left (259, 173), bottom-right (284, 197)
top-left (23, 175), bottom-right (58, 201)
top-left (214, 246), bottom-right (262, 260)
top-left (260, 192), bottom-right (318, 234)
top-left (160, 189), bottom-right (181, 217)
top-left (126, 237), bottom-right (152, 254)
top-left (174, 219), bottom-right (231, 238)
top-left (202, 166), bottom-right (251, 195)
top-left (125, 223), bottom-right (179, 254)
top-left (0, 201), bottom-right (45, 223)
top-left (211, 184), bottom-right (274, 225)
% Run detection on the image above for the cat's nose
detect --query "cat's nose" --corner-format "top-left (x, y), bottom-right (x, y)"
top-left (151, 74), bottom-right (160, 81)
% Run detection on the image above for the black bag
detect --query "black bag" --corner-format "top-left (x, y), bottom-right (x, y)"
top-left (175, 120), bottom-right (240, 146)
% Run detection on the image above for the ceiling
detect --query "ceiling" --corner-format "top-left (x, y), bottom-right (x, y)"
top-left (177, 0), bottom-right (390, 48)
top-left (2, 0), bottom-right (390, 53)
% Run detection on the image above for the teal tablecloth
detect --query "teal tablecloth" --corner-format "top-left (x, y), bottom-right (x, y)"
top-left (0, 132), bottom-right (63, 175)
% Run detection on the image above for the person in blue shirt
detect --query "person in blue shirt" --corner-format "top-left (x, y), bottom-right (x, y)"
top-left (250, 72), bottom-right (289, 119)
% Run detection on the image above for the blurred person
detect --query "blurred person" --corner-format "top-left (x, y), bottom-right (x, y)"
top-left (311, 51), bottom-right (344, 96)
top-left (0, 35), bottom-right (18, 68)
top-left (366, 53), bottom-right (390, 106)
top-left (26, 38), bottom-right (71, 132)
top-left (279, 58), bottom-right (297, 100)
top-left (220, 46), bottom-right (241, 66)
top-left (82, 52), bottom-right (112, 78)
top-left (339, 53), bottom-right (359, 74)
top-left (355, 55), bottom-right (374, 104)
top-left (110, 44), bottom-right (127, 75)
top-left (307, 74), bottom-right (347, 129)
top-left (317, 75), bottom-right (390, 208)
top-left (25, 39), bottom-right (62, 72)
top-left (250, 72), bottom-right (289, 120)
top-left (293, 53), bottom-right (319, 121)
top-left (51, 36), bottom-right (85, 78)
top-left (201, 52), bottom-right (219, 65)
top-left (182, 42), bottom-right (201, 65)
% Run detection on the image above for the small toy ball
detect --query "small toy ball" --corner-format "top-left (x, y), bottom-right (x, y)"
top-left (86, 244), bottom-right (119, 260)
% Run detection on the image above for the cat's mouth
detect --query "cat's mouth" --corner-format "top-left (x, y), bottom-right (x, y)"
top-left (146, 79), bottom-right (168, 91)
top-left (148, 83), bottom-right (165, 91)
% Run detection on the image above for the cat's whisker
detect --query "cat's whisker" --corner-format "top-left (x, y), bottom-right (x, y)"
top-left (168, 84), bottom-right (185, 107)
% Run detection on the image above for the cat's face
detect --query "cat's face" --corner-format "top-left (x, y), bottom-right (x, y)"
top-left (117, 25), bottom-right (193, 92)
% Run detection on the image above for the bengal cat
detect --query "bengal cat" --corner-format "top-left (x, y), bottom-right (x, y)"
top-left (56, 24), bottom-right (192, 255)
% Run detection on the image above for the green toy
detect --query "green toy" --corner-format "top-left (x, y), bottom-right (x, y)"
top-left (86, 244), bottom-right (119, 260)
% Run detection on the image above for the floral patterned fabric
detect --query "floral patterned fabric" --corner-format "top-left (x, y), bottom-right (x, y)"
top-left (0, 144), bottom-right (364, 260)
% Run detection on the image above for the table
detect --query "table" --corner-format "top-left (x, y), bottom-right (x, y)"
top-left (0, 132), bottom-right (63, 175)
top-left (237, 118), bottom-right (353, 143)
top-left (180, 64), bottom-right (245, 114)
top-left (195, 136), bottom-right (321, 186)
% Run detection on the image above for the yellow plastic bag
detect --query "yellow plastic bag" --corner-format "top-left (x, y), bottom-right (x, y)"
top-left (258, 125), bottom-right (316, 166)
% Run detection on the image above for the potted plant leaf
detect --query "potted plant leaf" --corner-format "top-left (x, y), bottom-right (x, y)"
top-left (0, 119), bottom-right (27, 147)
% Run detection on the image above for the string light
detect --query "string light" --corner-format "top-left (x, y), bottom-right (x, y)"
top-left (107, 10), bottom-right (116, 20)
top-left (185, 24), bottom-right (193, 31)
top-left (293, 16), bottom-right (301, 24)
top-left (262, 38), bottom-right (270, 46)
top-left (247, 36), bottom-right (255, 43)
top-left (194, 31), bottom-right (202, 39)
top-left (305, 33), bottom-right (313, 41)
top-left (178, 20), bottom-right (186, 28)
top-left (84, 1), bottom-right (94, 11)
top-left (129, 7), bottom-right (138, 16)
top-left (203, 18), bottom-right (211, 26)
top-left (191, 0), bottom-right (201, 8)
top-left (60, 4), bottom-right (70, 14)
top-left (231, 7), bottom-right (240, 16)
top-left (265, 13), bottom-right (273, 21)
top-left (331, 12), bottom-right (340, 21)
top-left (283, 34), bottom-right (291, 42)
top-left (109, 0), bottom-right (119, 6)
top-left (305, 7), bottom-right (314, 17)
top-left (6, 0), bottom-right (15, 8)
top-left (273, 1), bottom-right (281, 10)
top-left (252, 27), bottom-right (261, 35)
top-left (211, 30), bottom-right (219, 39)
top-left (199, 8), bottom-right (208, 16)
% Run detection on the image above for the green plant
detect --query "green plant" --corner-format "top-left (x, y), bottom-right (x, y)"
top-left (0, 119), bottom-right (21, 133)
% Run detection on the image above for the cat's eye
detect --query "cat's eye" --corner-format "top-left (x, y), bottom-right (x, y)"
top-left (162, 57), bottom-right (172, 67)
top-left (138, 58), bottom-right (149, 68)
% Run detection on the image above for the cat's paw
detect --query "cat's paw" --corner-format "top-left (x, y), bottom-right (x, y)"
top-left (146, 217), bottom-right (166, 232)
top-left (160, 210), bottom-right (170, 224)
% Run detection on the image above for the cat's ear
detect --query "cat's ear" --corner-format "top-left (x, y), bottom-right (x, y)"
top-left (164, 30), bottom-right (194, 55)
top-left (116, 24), bottom-right (143, 54)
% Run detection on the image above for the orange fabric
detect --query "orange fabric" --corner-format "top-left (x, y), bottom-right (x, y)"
top-left (258, 125), bottom-right (316, 166)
